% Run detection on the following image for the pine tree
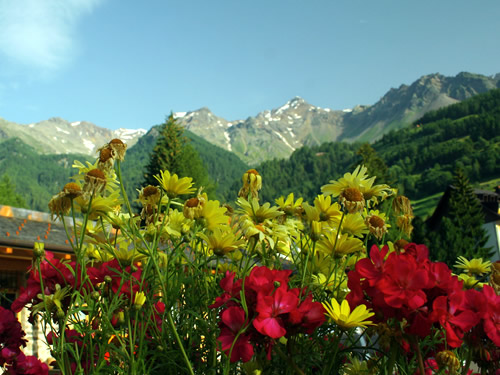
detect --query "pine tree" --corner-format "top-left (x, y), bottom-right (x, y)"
top-left (430, 169), bottom-right (493, 266)
top-left (0, 174), bottom-right (27, 208)
top-left (143, 114), bottom-right (214, 196)
top-left (353, 143), bottom-right (390, 184)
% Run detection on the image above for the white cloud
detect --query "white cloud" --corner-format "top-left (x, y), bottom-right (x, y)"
top-left (0, 0), bottom-right (103, 71)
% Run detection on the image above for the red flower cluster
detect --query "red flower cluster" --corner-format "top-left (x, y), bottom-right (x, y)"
top-left (11, 252), bottom-right (76, 317)
top-left (347, 243), bottom-right (500, 349)
top-left (0, 307), bottom-right (48, 375)
top-left (210, 266), bottom-right (326, 363)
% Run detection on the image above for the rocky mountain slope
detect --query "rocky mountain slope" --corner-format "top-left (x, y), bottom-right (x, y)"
top-left (176, 72), bottom-right (500, 165)
top-left (0, 117), bottom-right (146, 155)
top-left (0, 72), bottom-right (498, 166)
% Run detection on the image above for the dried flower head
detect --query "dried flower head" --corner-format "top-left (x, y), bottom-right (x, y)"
top-left (392, 195), bottom-right (413, 216)
top-left (396, 214), bottom-right (414, 237)
top-left (108, 138), bottom-right (127, 161)
top-left (84, 169), bottom-right (107, 194)
top-left (98, 147), bottom-right (115, 172)
top-left (339, 187), bottom-right (365, 214)
top-left (183, 192), bottom-right (208, 220)
top-left (48, 194), bottom-right (71, 219)
top-left (138, 185), bottom-right (161, 206)
top-left (62, 182), bottom-right (82, 200)
top-left (364, 210), bottom-right (389, 240)
top-left (394, 239), bottom-right (409, 253)
top-left (491, 261), bottom-right (500, 293)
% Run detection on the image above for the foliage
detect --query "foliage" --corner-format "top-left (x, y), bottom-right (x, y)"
top-left (0, 137), bottom-right (87, 211)
top-left (0, 174), bottom-right (27, 208)
top-left (256, 88), bottom-right (500, 205)
top-left (2, 143), bottom-right (499, 374)
top-left (414, 169), bottom-right (493, 267)
top-left (143, 114), bottom-right (214, 196)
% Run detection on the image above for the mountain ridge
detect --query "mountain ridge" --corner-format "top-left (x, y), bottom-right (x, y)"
top-left (1, 71), bottom-right (498, 165)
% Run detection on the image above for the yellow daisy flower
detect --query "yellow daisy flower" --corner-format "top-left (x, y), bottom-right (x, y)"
top-left (321, 165), bottom-right (392, 208)
top-left (200, 200), bottom-right (228, 231)
top-left (323, 299), bottom-right (375, 329)
top-left (343, 356), bottom-right (372, 375)
top-left (198, 227), bottom-right (245, 256)
top-left (154, 170), bottom-right (195, 198)
top-left (316, 231), bottom-right (364, 257)
top-left (341, 212), bottom-right (368, 238)
top-left (314, 195), bottom-right (342, 226)
top-left (75, 190), bottom-right (123, 220)
top-left (236, 197), bottom-right (283, 223)
top-left (454, 256), bottom-right (492, 276)
top-left (457, 273), bottom-right (485, 289)
top-left (137, 185), bottom-right (162, 206)
top-left (275, 193), bottom-right (303, 217)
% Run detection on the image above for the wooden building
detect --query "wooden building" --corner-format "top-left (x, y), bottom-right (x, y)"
top-left (0, 205), bottom-right (74, 361)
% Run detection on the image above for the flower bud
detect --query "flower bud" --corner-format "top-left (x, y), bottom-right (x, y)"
top-left (33, 242), bottom-right (45, 259)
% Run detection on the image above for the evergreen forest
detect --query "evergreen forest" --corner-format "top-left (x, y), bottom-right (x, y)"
top-left (1, 88), bottom-right (499, 219)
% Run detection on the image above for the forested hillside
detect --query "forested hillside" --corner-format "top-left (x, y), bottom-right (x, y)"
top-left (0, 125), bottom-right (249, 212)
top-left (121, 125), bottom-right (249, 203)
top-left (257, 88), bottom-right (500, 204)
top-left (0, 138), bottom-right (87, 210)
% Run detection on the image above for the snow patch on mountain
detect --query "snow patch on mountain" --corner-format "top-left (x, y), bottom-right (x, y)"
top-left (83, 139), bottom-right (95, 151)
top-left (56, 126), bottom-right (70, 135)
top-left (273, 131), bottom-right (295, 151)
top-left (224, 131), bottom-right (232, 151)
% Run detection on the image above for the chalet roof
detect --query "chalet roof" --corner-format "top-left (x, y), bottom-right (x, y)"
top-left (0, 205), bottom-right (73, 252)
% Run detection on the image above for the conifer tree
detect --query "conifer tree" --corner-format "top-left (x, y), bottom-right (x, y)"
top-left (143, 114), bottom-right (214, 196)
top-left (0, 175), bottom-right (27, 208)
top-left (430, 169), bottom-right (492, 265)
top-left (353, 143), bottom-right (390, 184)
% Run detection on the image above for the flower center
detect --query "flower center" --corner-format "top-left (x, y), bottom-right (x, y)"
top-left (87, 169), bottom-right (106, 180)
top-left (185, 197), bottom-right (200, 207)
top-left (143, 185), bottom-right (159, 197)
top-left (109, 138), bottom-right (124, 146)
top-left (368, 215), bottom-right (385, 228)
top-left (342, 187), bottom-right (364, 202)
top-left (99, 147), bottom-right (113, 162)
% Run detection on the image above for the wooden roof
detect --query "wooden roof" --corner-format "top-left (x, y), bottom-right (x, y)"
top-left (0, 205), bottom-right (74, 271)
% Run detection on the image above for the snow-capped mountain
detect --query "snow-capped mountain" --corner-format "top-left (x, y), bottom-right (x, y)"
top-left (175, 72), bottom-right (500, 165)
top-left (0, 117), bottom-right (146, 156)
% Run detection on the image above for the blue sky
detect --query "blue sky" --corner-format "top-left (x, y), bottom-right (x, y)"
top-left (0, 0), bottom-right (499, 130)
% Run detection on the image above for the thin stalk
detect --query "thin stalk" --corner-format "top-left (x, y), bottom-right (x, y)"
top-left (116, 160), bottom-right (134, 216)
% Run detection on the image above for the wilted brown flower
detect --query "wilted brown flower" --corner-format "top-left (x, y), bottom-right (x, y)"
top-left (339, 187), bottom-right (365, 214)
top-left (84, 169), bottom-right (107, 194)
top-left (138, 185), bottom-right (161, 206)
top-left (108, 138), bottom-right (127, 161)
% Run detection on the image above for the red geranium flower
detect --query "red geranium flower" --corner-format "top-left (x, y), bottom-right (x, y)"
top-left (253, 286), bottom-right (299, 339)
top-left (218, 306), bottom-right (254, 363)
top-left (431, 292), bottom-right (480, 348)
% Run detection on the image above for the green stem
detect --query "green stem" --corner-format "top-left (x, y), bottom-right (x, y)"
top-left (166, 311), bottom-right (195, 375)
top-left (461, 347), bottom-right (473, 375)
top-left (411, 336), bottom-right (425, 375)
top-left (116, 160), bottom-right (134, 216)
top-left (275, 345), bottom-right (305, 375)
